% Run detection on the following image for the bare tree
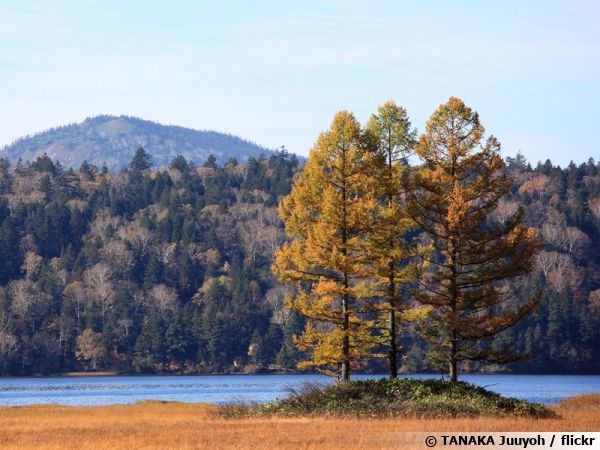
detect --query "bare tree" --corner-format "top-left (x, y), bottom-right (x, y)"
top-left (119, 224), bottom-right (152, 260)
top-left (541, 209), bottom-right (567, 249)
top-left (9, 279), bottom-right (35, 318)
top-left (88, 208), bottom-right (120, 241)
top-left (563, 226), bottom-right (591, 258)
top-left (9, 279), bottom-right (50, 332)
top-left (264, 286), bottom-right (289, 325)
top-left (63, 281), bottom-right (92, 331)
top-left (155, 242), bottom-right (176, 267)
top-left (262, 224), bottom-right (285, 260)
top-left (0, 313), bottom-right (18, 375)
top-left (101, 239), bottom-right (134, 278)
top-left (547, 253), bottom-right (584, 293)
top-left (84, 263), bottom-right (115, 318)
top-left (237, 219), bottom-right (265, 264)
top-left (535, 250), bottom-right (557, 278)
top-left (149, 284), bottom-right (179, 314)
top-left (492, 198), bottom-right (520, 223)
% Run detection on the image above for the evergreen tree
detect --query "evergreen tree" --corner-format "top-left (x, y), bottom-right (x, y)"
top-left (274, 111), bottom-right (381, 381)
top-left (166, 313), bottom-right (194, 362)
top-left (38, 174), bottom-right (54, 201)
top-left (129, 147), bottom-right (153, 171)
top-left (170, 155), bottom-right (190, 173)
top-left (365, 100), bottom-right (425, 378)
top-left (31, 153), bottom-right (57, 174)
top-left (405, 97), bottom-right (540, 382)
top-left (0, 158), bottom-right (13, 194)
top-left (133, 312), bottom-right (166, 372)
top-left (203, 154), bottom-right (218, 169)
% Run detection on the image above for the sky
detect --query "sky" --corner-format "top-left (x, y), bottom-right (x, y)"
top-left (1, 0), bottom-right (599, 167)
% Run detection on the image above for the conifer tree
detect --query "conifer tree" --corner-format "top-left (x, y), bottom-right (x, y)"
top-left (405, 97), bottom-right (540, 382)
top-left (273, 111), bottom-right (381, 381)
top-left (129, 147), bottom-right (153, 171)
top-left (203, 154), bottom-right (218, 169)
top-left (364, 101), bottom-right (424, 378)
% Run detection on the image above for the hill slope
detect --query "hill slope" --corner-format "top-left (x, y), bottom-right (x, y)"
top-left (1, 115), bottom-right (277, 171)
top-left (0, 154), bottom-right (598, 376)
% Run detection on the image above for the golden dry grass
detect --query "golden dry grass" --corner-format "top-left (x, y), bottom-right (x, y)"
top-left (0, 395), bottom-right (598, 450)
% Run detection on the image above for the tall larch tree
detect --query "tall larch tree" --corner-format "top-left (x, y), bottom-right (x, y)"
top-left (364, 101), bottom-right (423, 378)
top-left (405, 97), bottom-right (540, 382)
top-left (273, 111), bottom-right (381, 381)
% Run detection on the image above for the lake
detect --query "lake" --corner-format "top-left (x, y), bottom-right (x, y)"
top-left (0, 374), bottom-right (598, 407)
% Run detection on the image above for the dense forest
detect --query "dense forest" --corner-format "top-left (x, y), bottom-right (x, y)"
top-left (0, 145), bottom-right (598, 376)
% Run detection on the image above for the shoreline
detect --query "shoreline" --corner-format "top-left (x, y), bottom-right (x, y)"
top-left (3, 371), bottom-right (600, 379)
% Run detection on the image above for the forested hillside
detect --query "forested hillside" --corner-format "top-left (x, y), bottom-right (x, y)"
top-left (0, 150), bottom-right (598, 375)
top-left (1, 115), bottom-right (277, 171)
top-left (0, 151), bottom-right (303, 375)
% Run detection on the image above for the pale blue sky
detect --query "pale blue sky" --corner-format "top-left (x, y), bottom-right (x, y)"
top-left (1, 0), bottom-right (598, 166)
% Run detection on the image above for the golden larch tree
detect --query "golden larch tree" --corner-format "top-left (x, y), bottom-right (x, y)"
top-left (273, 111), bottom-right (381, 381)
top-left (364, 101), bottom-right (426, 378)
top-left (405, 97), bottom-right (540, 382)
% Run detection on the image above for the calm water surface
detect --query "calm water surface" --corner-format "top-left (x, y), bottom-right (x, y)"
top-left (0, 374), bottom-right (598, 406)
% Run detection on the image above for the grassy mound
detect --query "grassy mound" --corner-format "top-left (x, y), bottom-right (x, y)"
top-left (219, 378), bottom-right (555, 419)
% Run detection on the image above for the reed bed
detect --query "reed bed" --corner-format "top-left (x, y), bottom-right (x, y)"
top-left (0, 395), bottom-right (598, 449)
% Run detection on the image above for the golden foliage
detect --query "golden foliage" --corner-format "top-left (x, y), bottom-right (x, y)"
top-left (405, 97), bottom-right (541, 380)
top-left (518, 174), bottom-right (552, 195)
top-left (274, 97), bottom-right (542, 382)
top-left (273, 111), bottom-right (381, 379)
top-left (363, 100), bottom-right (429, 376)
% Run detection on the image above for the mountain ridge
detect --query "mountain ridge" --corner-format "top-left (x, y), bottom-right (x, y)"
top-left (1, 115), bottom-right (279, 171)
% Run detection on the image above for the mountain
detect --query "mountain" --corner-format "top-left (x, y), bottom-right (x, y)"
top-left (1, 115), bottom-right (278, 171)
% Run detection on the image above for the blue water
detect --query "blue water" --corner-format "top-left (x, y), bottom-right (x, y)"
top-left (0, 374), bottom-right (598, 406)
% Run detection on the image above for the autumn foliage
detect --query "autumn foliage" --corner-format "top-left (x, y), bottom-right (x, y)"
top-left (275, 97), bottom-right (540, 382)
top-left (273, 111), bottom-right (381, 381)
top-left (404, 97), bottom-right (540, 381)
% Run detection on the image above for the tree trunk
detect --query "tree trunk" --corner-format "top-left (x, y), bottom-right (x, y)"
top-left (388, 269), bottom-right (397, 378)
top-left (341, 176), bottom-right (350, 383)
top-left (342, 283), bottom-right (350, 382)
top-left (388, 310), bottom-right (397, 379)
top-left (449, 358), bottom-right (457, 383)
top-left (449, 235), bottom-right (459, 383)
top-left (386, 146), bottom-right (398, 379)
top-left (449, 335), bottom-right (458, 382)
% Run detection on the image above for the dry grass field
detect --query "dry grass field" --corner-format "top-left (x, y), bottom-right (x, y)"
top-left (0, 395), bottom-right (598, 450)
